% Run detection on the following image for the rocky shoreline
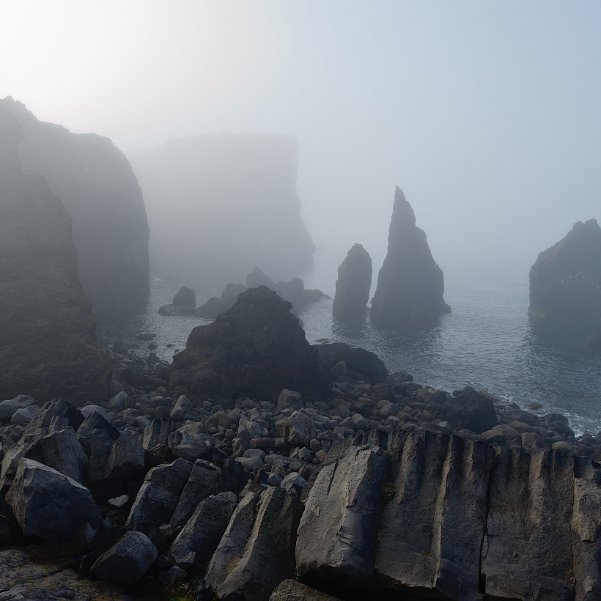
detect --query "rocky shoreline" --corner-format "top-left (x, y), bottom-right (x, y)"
top-left (1, 289), bottom-right (600, 601)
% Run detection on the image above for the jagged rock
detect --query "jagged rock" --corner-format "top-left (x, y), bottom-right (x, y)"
top-left (169, 491), bottom-right (238, 572)
top-left (529, 219), bottom-right (601, 347)
top-left (159, 286), bottom-right (197, 316)
top-left (132, 134), bottom-right (314, 289)
top-left (91, 531), bottom-right (158, 586)
top-left (0, 396), bottom-right (34, 422)
top-left (80, 404), bottom-right (110, 421)
top-left (370, 187), bottom-right (450, 330)
top-left (170, 286), bottom-right (329, 401)
top-left (24, 427), bottom-right (87, 483)
top-left (333, 243), bottom-right (372, 323)
top-left (296, 444), bottom-right (388, 588)
top-left (170, 460), bottom-right (222, 529)
top-left (0, 104), bottom-right (111, 402)
top-left (168, 423), bottom-right (212, 461)
top-left (270, 580), bottom-right (343, 601)
top-left (103, 432), bottom-right (145, 481)
top-left (314, 342), bottom-right (388, 384)
top-left (1, 97), bottom-right (150, 321)
top-left (77, 412), bottom-right (120, 482)
top-left (206, 486), bottom-right (302, 601)
top-left (125, 458), bottom-right (192, 545)
top-left (6, 459), bottom-right (101, 541)
top-left (169, 395), bottom-right (191, 421)
top-left (11, 408), bottom-right (34, 426)
top-left (246, 267), bottom-right (276, 289)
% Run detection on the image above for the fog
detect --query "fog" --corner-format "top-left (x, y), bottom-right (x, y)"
top-left (2, 0), bottom-right (601, 281)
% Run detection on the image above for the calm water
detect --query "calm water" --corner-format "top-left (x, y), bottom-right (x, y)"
top-left (103, 249), bottom-right (601, 435)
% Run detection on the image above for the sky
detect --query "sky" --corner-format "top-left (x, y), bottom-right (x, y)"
top-left (1, 0), bottom-right (600, 279)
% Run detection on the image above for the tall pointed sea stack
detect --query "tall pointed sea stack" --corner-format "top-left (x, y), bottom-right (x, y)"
top-left (0, 105), bottom-right (110, 402)
top-left (333, 243), bottom-right (372, 324)
top-left (370, 187), bottom-right (450, 330)
top-left (0, 97), bottom-right (150, 321)
top-left (529, 219), bottom-right (601, 346)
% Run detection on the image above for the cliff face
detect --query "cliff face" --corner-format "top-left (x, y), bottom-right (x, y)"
top-left (0, 106), bottom-right (110, 402)
top-left (0, 98), bottom-right (150, 322)
top-left (529, 219), bottom-right (601, 346)
top-left (132, 134), bottom-right (315, 289)
top-left (297, 432), bottom-right (601, 601)
top-left (371, 187), bottom-right (450, 330)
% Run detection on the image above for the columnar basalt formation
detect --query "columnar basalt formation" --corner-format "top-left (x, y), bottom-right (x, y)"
top-left (529, 219), bottom-right (601, 347)
top-left (0, 106), bottom-right (110, 402)
top-left (0, 97), bottom-right (150, 321)
top-left (332, 243), bottom-right (372, 324)
top-left (371, 187), bottom-right (450, 330)
top-left (132, 134), bottom-right (315, 289)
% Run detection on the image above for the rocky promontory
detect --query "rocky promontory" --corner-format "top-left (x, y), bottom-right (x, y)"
top-left (0, 102), bottom-right (110, 403)
top-left (1, 280), bottom-right (601, 600)
top-left (1, 97), bottom-right (150, 321)
top-left (371, 187), bottom-right (450, 330)
top-left (530, 218), bottom-right (601, 347)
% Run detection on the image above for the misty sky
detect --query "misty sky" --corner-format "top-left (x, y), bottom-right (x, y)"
top-left (1, 1), bottom-right (600, 278)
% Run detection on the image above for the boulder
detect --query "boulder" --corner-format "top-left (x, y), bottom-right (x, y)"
top-left (442, 386), bottom-right (498, 434)
top-left (170, 286), bottom-right (329, 401)
top-left (0, 103), bottom-right (111, 402)
top-left (103, 431), bottom-right (145, 481)
top-left (206, 486), bottom-right (303, 601)
top-left (370, 187), bottom-right (450, 330)
top-left (168, 422), bottom-right (212, 461)
top-left (169, 491), bottom-right (238, 572)
top-left (314, 342), bottom-right (388, 384)
top-left (132, 134), bottom-right (314, 289)
top-left (76, 411), bottom-right (120, 482)
top-left (1, 97), bottom-right (150, 321)
top-left (333, 243), bottom-right (372, 324)
top-left (6, 459), bottom-right (101, 541)
top-left (296, 445), bottom-right (388, 588)
top-left (125, 458), bottom-right (192, 545)
top-left (529, 218), bottom-right (601, 347)
top-left (91, 531), bottom-right (158, 586)
top-left (159, 286), bottom-right (197, 316)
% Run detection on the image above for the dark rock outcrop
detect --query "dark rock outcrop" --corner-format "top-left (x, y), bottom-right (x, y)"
top-left (132, 134), bottom-right (314, 290)
top-left (371, 187), bottom-right (450, 330)
top-left (270, 580), bottom-right (342, 601)
top-left (529, 219), bottom-right (601, 347)
top-left (1, 97), bottom-right (150, 321)
top-left (159, 286), bottom-right (197, 316)
top-left (195, 268), bottom-right (327, 320)
top-left (0, 104), bottom-right (111, 403)
top-left (170, 286), bottom-right (329, 401)
top-left (313, 342), bottom-right (388, 385)
top-left (333, 243), bottom-right (372, 323)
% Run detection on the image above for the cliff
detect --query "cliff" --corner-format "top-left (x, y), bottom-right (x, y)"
top-left (132, 134), bottom-right (315, 289)
top-left (0, 97), bottom-right (150, 322)
top-left (371, 187), bottom-right (450, 330)
top-left (529, 219), bottom-right (601, 346)
top-left (0, 105), bottom-right (110, 402)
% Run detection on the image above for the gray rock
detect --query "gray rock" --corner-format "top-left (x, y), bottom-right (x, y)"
top-left (92, 530), bottom-right (158, 586)
top-left (296, 445), bottom-right (388, 587)
top-left (10, 408), bottom-right (34, 426)
top-left (80, 404), bottom-right (110, 421)
top-left (169, 491), bottom-right (238, 571)
top-left (277, 389), bottom-right (303, 410)
top-left (125, 458), bottom-right (192, 545)
top-left (104, 431), bottom-right (145, 480)
top-left (24, 427), bottom-right (87, 483)
top-left (6, 459), bottom-right (101, 541)
top-left (170, 395), bottom-right (191, 420)
top-left (168, 422), bottom-right (211, 461)
top-left (333, 243), bottom-right (372, 324)
top-left (206, 486), bottom-right (302, 601)
top-left (76, 411), bottom-right (120, 482)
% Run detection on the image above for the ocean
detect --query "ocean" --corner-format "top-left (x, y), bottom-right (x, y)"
top-left (102, 248), bottom-right (601, 436)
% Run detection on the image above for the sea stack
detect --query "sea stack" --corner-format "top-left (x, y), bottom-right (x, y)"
top-left (529, 219), bottom-right (601, 346)
top-left (370, 187), bottom-right (450, 330)
top-left (0, 97), bottom-right (150, 321)
top-left (0, 105), bottom-right (110, 402)
top-left (333, 243), bottom-right (372, 324)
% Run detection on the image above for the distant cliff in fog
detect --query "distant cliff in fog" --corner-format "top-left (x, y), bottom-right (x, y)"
top-left (132, 134), bottom-right (315, 290)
